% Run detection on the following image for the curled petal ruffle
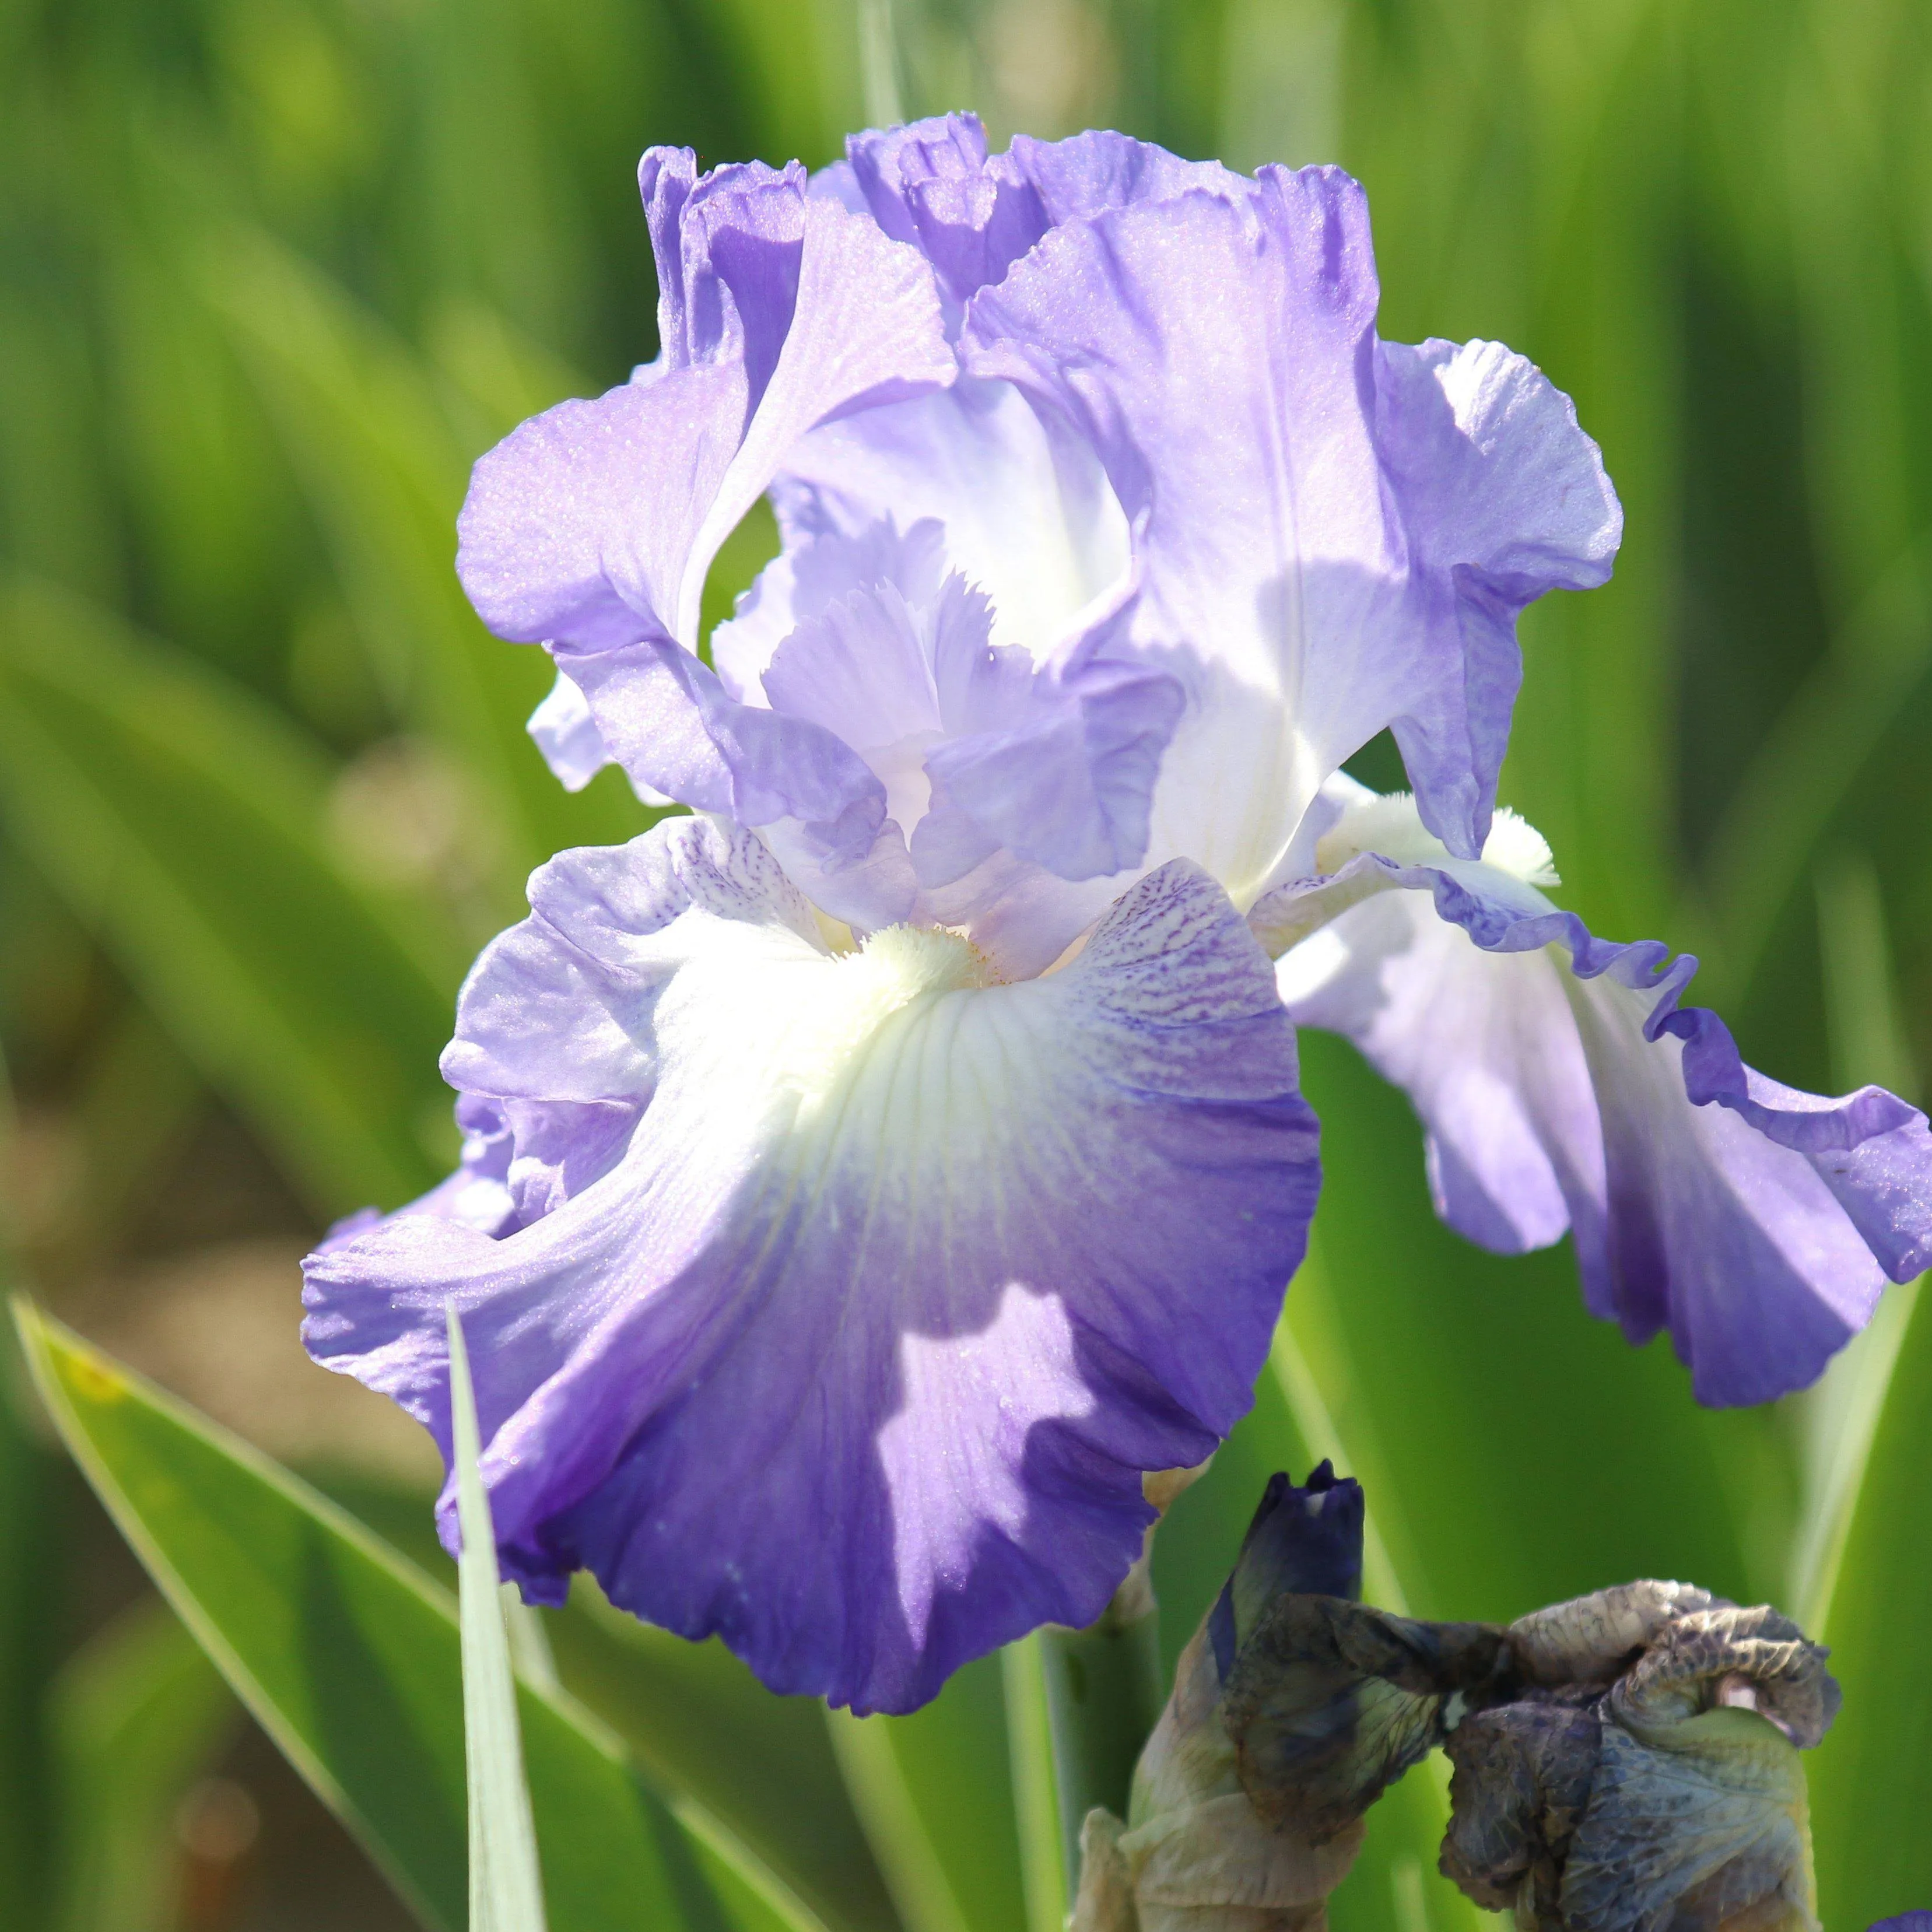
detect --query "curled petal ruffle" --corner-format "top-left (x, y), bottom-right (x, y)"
top-left (304, 816), bottom-right (1320, 1712)
top-left (843, 111), bottom-right (1235, 310)
top-left (1254, 845), bottom-right (1932, 1405)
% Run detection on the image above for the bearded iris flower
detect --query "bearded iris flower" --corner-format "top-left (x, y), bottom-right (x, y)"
top-left (303, 114), bottom-right (1932, 1712)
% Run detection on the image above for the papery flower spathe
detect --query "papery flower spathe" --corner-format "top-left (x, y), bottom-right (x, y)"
top-left (1254, 777), bottom-right (1932, 1405)
top-left (307, 115), bottom-right (1634, 1713)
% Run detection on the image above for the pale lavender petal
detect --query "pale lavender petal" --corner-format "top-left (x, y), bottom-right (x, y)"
top-left (846, 114), bottom-right (1044, 307)
top-left (499, 1098), bottom-right (640, 1226)
top-left (525, 669), bottom-right (673, 805)
top-left (752, 557), bottom-right (1179, 888)
top-left (1372, 339), bottom-right (1621, 851)
top-left (846, 114), bottom-right (1235, 307)
top-left (457, 359), bottom-right (746, 652)
top-left (1258, 839), bottom-right (1932, 1405)
top-left (552, 636), bottom-right (916, 930)
top-left (318, 1094), bottom-right (520, 1250)
top-left (770, 375), bottom-right (1130, 663)
top-left (318, 1092), bottom-right (637, 1253)
top-left (305, 816), bottom-right (1319, 1712)
top-left (527, 669), bottom-right (615, 792)
top-left (458, 153), bottom-right (952, 663)
top-left (922, 654), bottom-right (1184, 883)
top-left (962, 171), bottom-right (1402, 902)
top-left (759, 571), bottom-right (994, 814)
top-left (712, 518), bottom-right (949, 702)
top-left (963, 173), bottom-right (1622, 883)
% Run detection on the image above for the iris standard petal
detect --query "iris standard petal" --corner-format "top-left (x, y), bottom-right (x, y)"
top-left (304, 816), bottom-right (1319, 1713)
top-left (962, 171), bottom-right (1621, 886)
top-left (456, 148), bottom-right (952, 664)
top-left (845, 112), bottom-right (1236, 309)
top-left (1254, 793), bottom-right (1932, 1405)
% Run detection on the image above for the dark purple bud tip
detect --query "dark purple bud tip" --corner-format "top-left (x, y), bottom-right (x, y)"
top-left (1209, 1461), bottom-right (1365, 1679)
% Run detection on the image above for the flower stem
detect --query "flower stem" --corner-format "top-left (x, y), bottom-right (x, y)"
top-left (1037, 1556), bottom-right (1167, 1894)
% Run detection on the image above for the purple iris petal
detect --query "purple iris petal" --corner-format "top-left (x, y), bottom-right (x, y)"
top-left (961, 169), bottom-right (1621, 882)
top-left (1371, 339), bottom-right (1622, 854)
top-left (317, 1092), bottom-right (636, 1250)
top-left (846, 112), bottom-right (1233, 308)
top-left (304, 815), bottom-right (1319, 1713)
top-left (763, 376), bottom-right (1131, 667)
top-left (455, 145), bottom-right (952, 664)
top-left (1256, 823), bottom-right (1932, 1405)
top-left (555, 632), bottom-right (916, 931)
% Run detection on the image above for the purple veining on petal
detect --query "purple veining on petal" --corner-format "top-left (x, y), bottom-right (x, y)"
top-left (304, 815), bottom-right (1319, 1713)
top-left (1254, 844), bottom-right (1932, 1405)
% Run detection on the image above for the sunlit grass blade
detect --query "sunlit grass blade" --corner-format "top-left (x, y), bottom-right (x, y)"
top-left (825, 1654), bottom-right (1023, 1932)
top-left (9, 1299), bottom-right (779, 1932)
top-left (1788, 848), bottom-right (1923, 1633)
top-left (447, 1305), bottom-right (547, 1932)
top-left (325, 1480), bottom-right (895, 1932)
top-left (825, 1712), bottom-right (971, 1932)
top-left (997, 1635), bottom-right (1064, 1932)
top-left (1807, 1275), bottom-right (1932, 1921)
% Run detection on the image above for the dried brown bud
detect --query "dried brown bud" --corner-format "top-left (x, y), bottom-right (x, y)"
top-left (1071, 1471), bottom-right (1839, 1932)
top-left (1440, 1590), bottom-right (1839, 1931)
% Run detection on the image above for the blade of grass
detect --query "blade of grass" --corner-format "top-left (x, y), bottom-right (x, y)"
top-left (10, 1299), bottom-right (798, 1932)
top-left (998, 1635), bottom-right (1064, 1932)
top-left (448, 1305), bottom-right (548, 1932)
top-left (1789, 848), bottom-right (1924, 1633)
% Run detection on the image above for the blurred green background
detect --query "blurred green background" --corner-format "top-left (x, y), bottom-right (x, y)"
top-left (2, 0), bottom-right (1929, 1927)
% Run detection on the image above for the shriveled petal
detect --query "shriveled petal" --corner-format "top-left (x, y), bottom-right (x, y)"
top-left (457, 155), bottom-right (951, 662)
top-left (1256, 811), bottom-right (1932, 1405)
top-left (305, 816), bottom-right (1319, 1712)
